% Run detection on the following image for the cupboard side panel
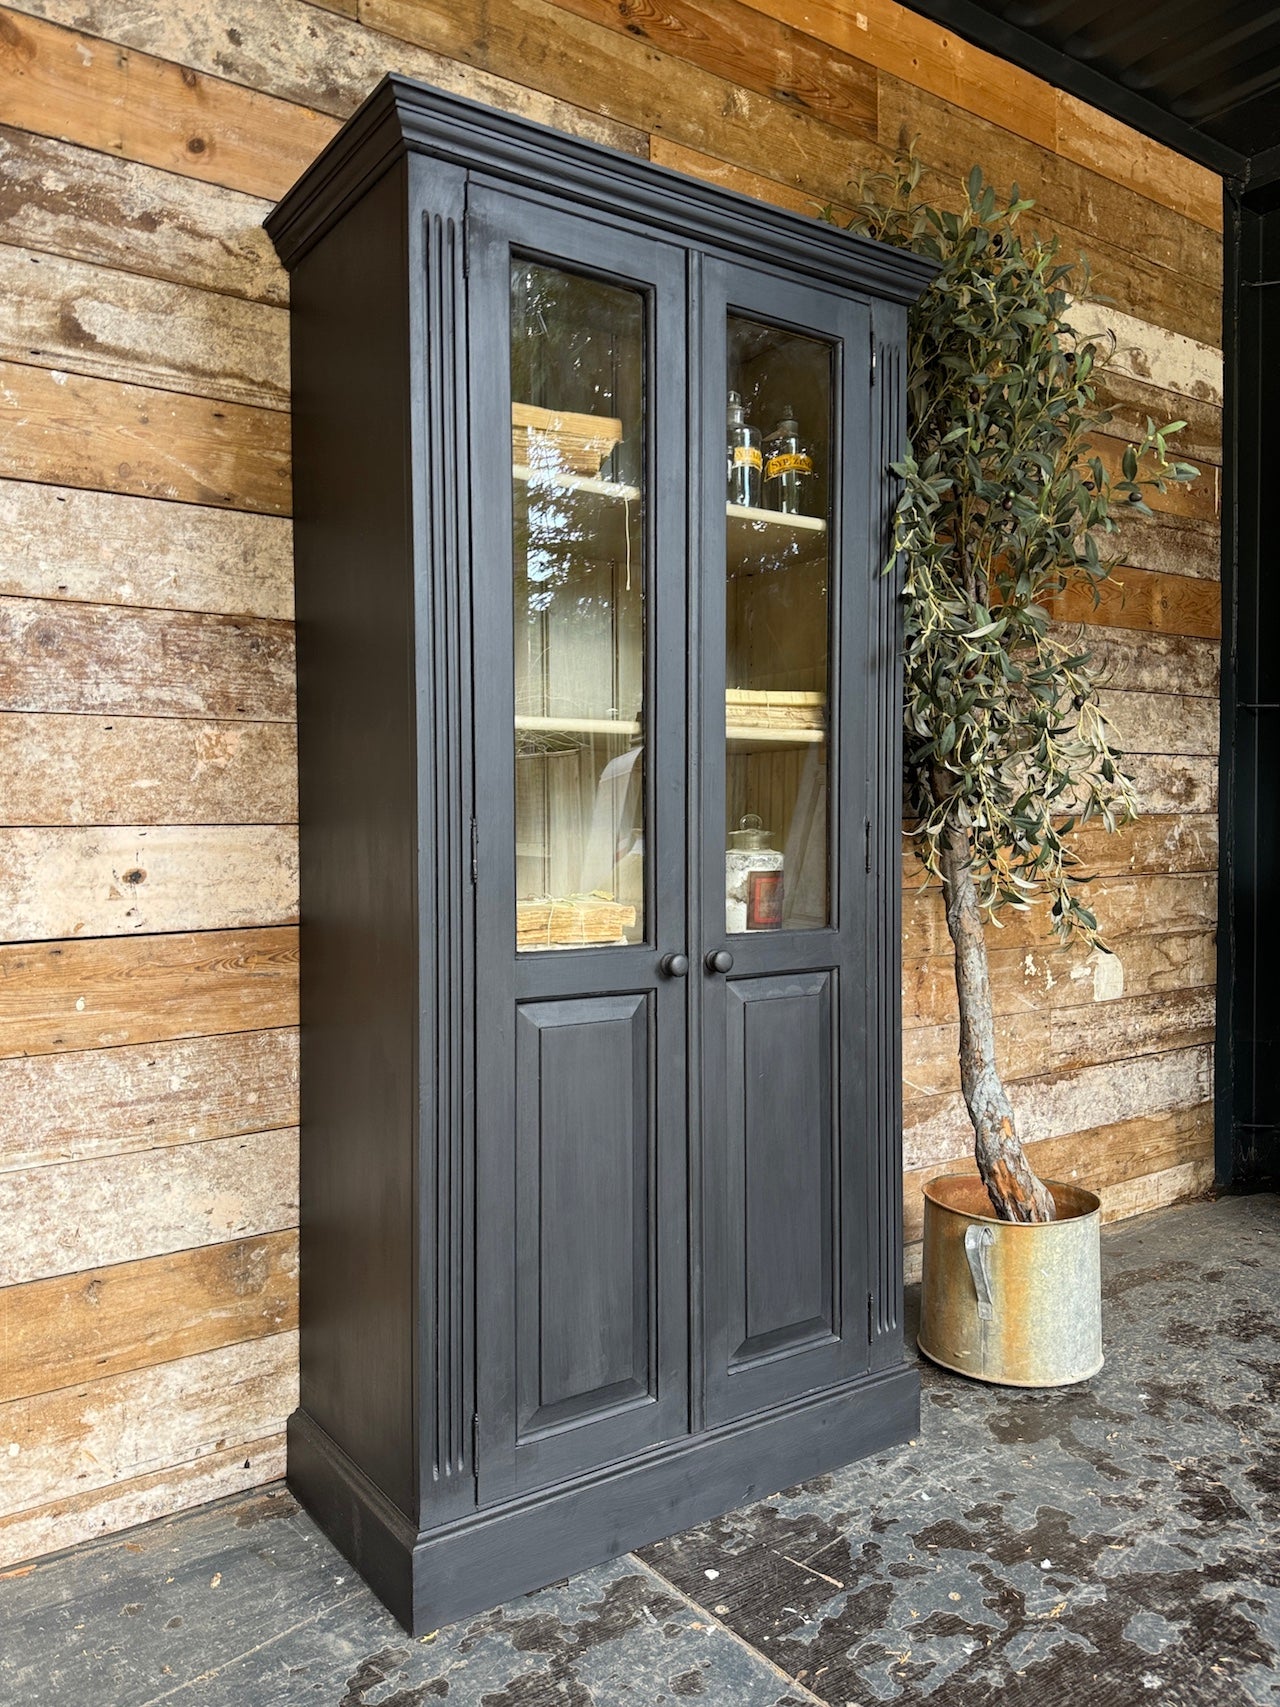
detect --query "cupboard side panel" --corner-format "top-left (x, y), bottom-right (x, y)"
top-left (289, 159), bottom-right (419, 1519)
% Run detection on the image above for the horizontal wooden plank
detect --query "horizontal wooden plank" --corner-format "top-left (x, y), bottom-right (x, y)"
top-left (1086, 433), bottom-right (1218, 526)
top-left (0, 1127), bottom-right (298, 1284)
top-left (876, 76), bottom-right (1222, 346)
top-left (903, 871), bottom-right (1215, 961)
top-left (0, 714), bottom-right (296, 825)
top-left (0, 1027), bottom-right (298, 1171)
top-left (0, 244), bottom-right (289, 410)
top-left (903, 928), bottom-right (1216, 1031)
top-left (0, 1331), bottom-right (296, 1519)
top-left (1099, 690), bottom-right (1218, 757)
top-left (902, 813), bottom-right (1218, 890)
top-left (902, 986), bottom-right (1214, 1103)
top-left (10, 0), bottom-right (648, 150)
top-left (0, 825), bottom-right (298, 942)
top-left (546, 0), bottom-right (876, 136)
top-left (647, 137), bottom-right (850, 222)
top-left (363, 0), bottom-right (875, 204)
top-left (1070, 300), bottom-right (1223, 407)
top-left (1127, 754), bottom-right (1217, 816)
top-left (1104, 512), bottom-right (1220, 582)
top-left (0, 926), bottom-right (298, 1059)
top-left (0, 598), bottom-right (295, 720)
top-left (903, 1042), bottom-right (1212, 1172)
top-left (729, 0), bottom-right (1222, 231)
top-left (903, 1101), bottom-right (1214, 1243)
top-left (0, 481), bottom-right (292, 619)
top-left (1058, 624), bottom-right (1219, 699)
top-left (1095, 369), bottom-right (1222, 470)
top-left (0, 1231), bottom-right (298, 1403)
top-left (0, 359), bottom-right (290, 514)
top-left (0, 6), bottom-right (334, 201)
top-left (1049, 563), bottom-right (1221, 638)
top-left (0, 123), bottom-right (286, 307)
top-left (0, 1429), bottom-right (285, 1571)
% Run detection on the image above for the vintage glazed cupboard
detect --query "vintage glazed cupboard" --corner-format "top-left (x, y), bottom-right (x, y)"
top-left (266, 76), bottom-right (933, 1633)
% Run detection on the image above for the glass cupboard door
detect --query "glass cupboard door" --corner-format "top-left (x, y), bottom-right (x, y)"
top-left (468, 190), bottom-right (689, 1501)
top-left (699, 263), bottom-right (875, 1427)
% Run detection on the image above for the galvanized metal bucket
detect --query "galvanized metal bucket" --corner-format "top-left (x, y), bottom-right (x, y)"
top-left (918, 1174), bottom-right (1103, 1387)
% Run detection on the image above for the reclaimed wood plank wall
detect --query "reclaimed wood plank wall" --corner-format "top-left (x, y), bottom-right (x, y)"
top-left (0, 0), bottom-right (1221, 1564)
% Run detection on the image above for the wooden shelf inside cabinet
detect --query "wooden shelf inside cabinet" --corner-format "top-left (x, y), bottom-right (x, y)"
top-left (726, 504), bottom-right (827, 577)
top-left (513, 464), bottom-right (641, 566)
top-left (725, 688), bottom-right (826, 753)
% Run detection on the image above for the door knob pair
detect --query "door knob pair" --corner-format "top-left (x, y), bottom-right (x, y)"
top-left (659, 950), bottom-right (733, 977)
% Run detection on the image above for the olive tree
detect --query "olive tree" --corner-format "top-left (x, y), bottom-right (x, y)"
top-left (833, 158), bottom-right (1196, 1222)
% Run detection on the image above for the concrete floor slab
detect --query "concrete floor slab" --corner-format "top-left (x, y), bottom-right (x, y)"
top-left (1, 1194), bottom-right (1276, 1706)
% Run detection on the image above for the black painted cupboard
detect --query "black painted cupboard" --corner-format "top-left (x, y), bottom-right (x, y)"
top-left (266, 75), bottom-right (934, 1634)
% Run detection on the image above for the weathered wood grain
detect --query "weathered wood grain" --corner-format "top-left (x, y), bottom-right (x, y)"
top-left (728, 0), bottom-right (1222, 230)
top-left (0, 360), bottom-right (290, 514)
top-left (903, 928), bottom-right (1216, 1030)
top-left (5, 0), bottom-right (647, 152)
top-left (0, 481), bottom-right (293, 619)
top-left (0, 714), bottom-right (296, 825)
top-left (0, 825), bottom-right (297, 942)
top-left (901, 813), bottom-right (1218, 889)
top-left (0, 1231), bottom-right (298, 1403)
top-left (902, 986), bottom-right (1214, 1103)
top-left (0, 1331), bottom-right (297, 1515)
top-left (0, 245), bottom-right (289, 410)
top-left (546, 0), bottom-right (876, 137)
top-left (1105, 511), bottom-right (1221, 581)
top-left (0, 1429), bottom-right (285, 1571)
top-left (1095, 369), bottom-right (1222, 469)
top-left (0, 599), bottom-right (295, 720)
top-left (0, 926), bottom-right (298, 1059)
top-left (1096, 1157), bottom-right (1215, 1222)
top-left (1070, 300), bottom-right (1223, 406)
top-left (1058, 625), bottom-right (1219, 699)
top-left (0, 1127), bottom-right (299, 1285)
top-left (0, 6), bottom-right (334, 201)
top-left (1086, 433), bottom-right (1219, 526)
top-left (903, 1101), bottom-right (1214, 1242)
top-left (0, 1028), bottom-right (298, 1170)
top-left (647, 137), bottom-right (851, 222)
top-left (1126, 753), bottom-right (1218, 815)
top-left (903, 1042), bottom-right (1213, 1172)
top-left (1099, 689), bottom-right (1218, 757)
top-left (903, 872), bottom-right (1215, 960)
top-left (363, 0), bottom-right (876, 203)
top-left (0, 124), bottom-right (286, 307)
top-left (1049, 562), bottom-right (1221, 638)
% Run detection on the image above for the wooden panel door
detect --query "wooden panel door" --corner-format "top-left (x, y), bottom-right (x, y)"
top-left (698, 260), bottom-right (875, 1427)
top-left (469, 187), bottom-right (690, 1501)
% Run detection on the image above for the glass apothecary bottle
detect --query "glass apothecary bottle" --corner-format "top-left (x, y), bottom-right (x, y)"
top-left (726, 390), bottom-right (762, 507)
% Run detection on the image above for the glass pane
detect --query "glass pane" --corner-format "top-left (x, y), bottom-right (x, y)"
top-left (511, 262), bottom-right (646, 952)
top-left (724, 315), bottom-right (832, 933)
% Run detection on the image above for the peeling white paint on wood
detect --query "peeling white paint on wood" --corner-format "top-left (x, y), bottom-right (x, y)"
top-left (0, 1126), bottom-right (299, 1284)
top-left (1069, 299), bottom-right (1223, 405)
top-left (0, 1333), bottom-right (296, 1519)
top-left (0, 481), bottom-right (293, 619)
top-left (0, 1028), bottom-right (298, 1171)
top-left (0, 825), bottom-right (298, 941)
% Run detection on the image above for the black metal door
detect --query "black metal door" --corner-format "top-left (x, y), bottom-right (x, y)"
top-left (468, 187), bottom-right (690, 1500)
top-left (696, 260), bottom-right (875, 1427)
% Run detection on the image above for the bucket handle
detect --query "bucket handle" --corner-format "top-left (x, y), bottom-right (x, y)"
top-left (964, 1224), bottom-right (995, 1321)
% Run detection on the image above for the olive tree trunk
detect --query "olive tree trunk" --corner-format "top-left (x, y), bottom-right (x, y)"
top-left (938, 824), bottom-right (1056, 1223)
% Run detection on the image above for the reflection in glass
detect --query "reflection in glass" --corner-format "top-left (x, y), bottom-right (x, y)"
top-left (511, 262), bottom-right (646, 951)
top-left (724, 315), bottom-right (833, 933)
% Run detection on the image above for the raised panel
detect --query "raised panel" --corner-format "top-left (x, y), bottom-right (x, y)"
top-left (515, 994), bottom-right (652, 1437)
top-left (726, 972), bottom-right (836, 1365)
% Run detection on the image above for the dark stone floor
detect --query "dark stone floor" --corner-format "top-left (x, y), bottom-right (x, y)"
top-left (2, 1194), bottom-right (1277, 1707)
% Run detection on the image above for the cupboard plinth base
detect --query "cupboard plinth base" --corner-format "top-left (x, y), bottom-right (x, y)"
top-left (287, 1361), bottom-right (920, 1636)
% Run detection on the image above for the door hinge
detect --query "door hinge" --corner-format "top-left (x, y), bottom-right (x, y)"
top-left (470, 817), bottom-right (478, 885)
top-left (471, 1412), bottom-right (480, 1467)
top-left (864, 818), bottom-right (872, 873)
top-left (867, 1290), bottom-right (876, 1337)
top-left (461, 215), bottom-right (469, 279)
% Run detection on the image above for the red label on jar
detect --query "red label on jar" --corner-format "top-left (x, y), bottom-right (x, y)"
top-left (746, 869), bottom-right (784, 929)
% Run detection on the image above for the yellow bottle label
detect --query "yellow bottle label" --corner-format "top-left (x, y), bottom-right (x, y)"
top-left (732, 445), bottom-right (762, 470)
top-left (765, 451), bottom-right (813, 479)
